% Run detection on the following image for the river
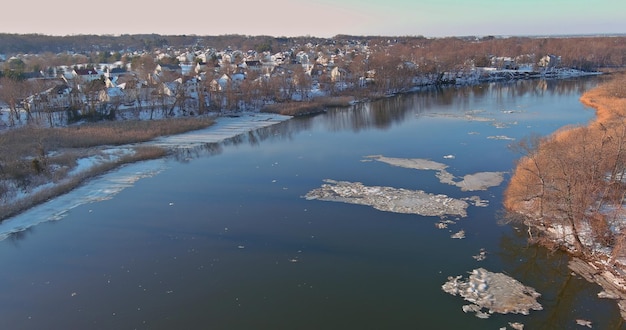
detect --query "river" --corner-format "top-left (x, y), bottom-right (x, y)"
top-left (1, 77), bottom-right (623, 329)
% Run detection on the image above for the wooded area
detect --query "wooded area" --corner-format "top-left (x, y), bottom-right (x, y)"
top-left (504, 73), bottom-right (626, 263)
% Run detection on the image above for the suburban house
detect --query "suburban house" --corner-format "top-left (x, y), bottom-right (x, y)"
top-left (155, 63), bottom-right (182, 75)
top-left (331, 66), bottom-right (347, 82)
top-left (538, 54), bottom-right (561, 69)
top-left (98, 87), bottom-right (127, 104)
top-left (72, 67), bottom-right (102, 83)
top-left (24, 83), bottom-right (75, 112)
top-left (104, 67), bottom-right (127, 79)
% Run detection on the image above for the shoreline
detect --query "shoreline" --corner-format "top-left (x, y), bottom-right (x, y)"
top-left (0, 71), bottom-right (605, 227)
top-left (0, 112), bottom-right (291, 239)
top-left (504, 72), bottom-right (626, 321)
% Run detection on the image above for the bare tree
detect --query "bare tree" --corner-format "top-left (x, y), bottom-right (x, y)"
top-left (0, 77), bottom-right (29, 126)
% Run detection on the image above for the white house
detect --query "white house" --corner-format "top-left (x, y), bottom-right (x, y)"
top-left (72, 67), bottom-right (102, 83)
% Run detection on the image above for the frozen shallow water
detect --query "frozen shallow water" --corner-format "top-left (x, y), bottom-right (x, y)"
top-left (0, 113), bottom-right (291, 241)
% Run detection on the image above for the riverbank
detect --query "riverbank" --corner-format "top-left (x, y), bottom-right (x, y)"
top-left (0, 112), bottom-right (291, 226)
top-left (504, 72), bottom-right (626, 320)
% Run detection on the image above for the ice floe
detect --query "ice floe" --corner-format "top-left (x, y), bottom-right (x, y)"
top-left (305, 154), bottom-right (501, 221)
top-left (472, 248), bottom-right (488, 261)
top-left (487, 135), bottom-right (516, 140)
top-left (442, 268), bottom-right (542, 318)
top-left (576, 319), bottom-right (593, 328)
top-left (364, 155), bottom-right (504, 191)
top-left (304, 179), bottom-right (470, 217)
top-left (451, 230), bottom-right (466, 239)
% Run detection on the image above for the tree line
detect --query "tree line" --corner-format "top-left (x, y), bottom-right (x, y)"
top-left (2, 34), bottom-right (626, 127)
top-left (504, 73), bottom-right (626, 263)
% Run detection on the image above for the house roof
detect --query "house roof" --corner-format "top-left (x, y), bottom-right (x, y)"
top-left (158, 64), bottom-right (181, 71)
top-left (74, 68), bottom-right (99, 76)
top-left (109, 67), bottom-right (126, 74)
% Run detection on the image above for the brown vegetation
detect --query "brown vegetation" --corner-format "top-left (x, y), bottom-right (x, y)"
top-left (504, 72), bottom-right (626, 260)
top-left (0, 117), bottom-right (214, 220)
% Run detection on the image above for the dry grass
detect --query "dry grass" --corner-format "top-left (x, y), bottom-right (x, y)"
top-left (0, 117), bottom-right (214, 220)
top-left (579, 72), bottom-right (626, 124)
top-left (504, 70), bottom-right (626, 257)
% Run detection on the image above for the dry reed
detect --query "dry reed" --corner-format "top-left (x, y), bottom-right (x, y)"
top-left (0, 117), bottom-right (213, 220)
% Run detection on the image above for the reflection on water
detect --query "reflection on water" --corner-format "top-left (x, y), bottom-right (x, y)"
top-left (172, 78), bottom-right (603, 162)
top-left (0, 76), bottom-right (619, 330)
top-left (497, 226), bottom-right (625, 329)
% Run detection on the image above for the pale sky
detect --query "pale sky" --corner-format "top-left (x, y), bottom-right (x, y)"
top-left (1, 0), bottom-right (624, 38)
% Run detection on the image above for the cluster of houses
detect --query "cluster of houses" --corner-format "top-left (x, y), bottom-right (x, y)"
top-left (7, 44), bottom-right (354, 115)
top-left (0, 41), bottom-right (568, 118)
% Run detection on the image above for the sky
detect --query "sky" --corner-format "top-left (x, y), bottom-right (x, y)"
top-left (1, 0), bottom-right (624, 38)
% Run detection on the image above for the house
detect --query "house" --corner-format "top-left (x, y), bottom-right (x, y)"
top-left (176, 76), bottom-right (200, 98)
top-left (330, 66), bottom-right (346, 82)
top-left (180, 64), bottom-right (195, 76)
top-left (195, 61), bottom-right (207, 73)
top-left (242, 60), bottom-right (262, 73)
top-left (210, 73), bottom-right (245, 92)
top-left (24, 83), bottom-right (74, 112)
top-left (99, 87), bottom-right (127, 104)
top-left (104, 67), bottom-right (127, 79)
top-left (538, 54), bottom-right (561, 69)
top-left (155, 63), bottom-right (182, 75)
top-left (490, 56), bottom-right (517, 70)
top-left (72, 67), bottom-right (102, 82)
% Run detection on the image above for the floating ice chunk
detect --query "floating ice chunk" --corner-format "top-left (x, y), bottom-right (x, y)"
top-left (304, 179), bottom-right (469, 218)
top-left (475, 311), bottom-right (491, 319)
top-left (487, 135), bottom-right (515, 140)
top-left (442, 268), bottom-right (542, 318)
top-left (454, 172), bottom-right (504, 191)
top-left (462, 304), bottom-right (481, 313)
top-left (472, 248), bottom-right (487, 261)
top-left (364, 155), bottom-right (448, 171)
top-left (365, 154), bottom-right (503, 191)
top-left (451, 230), bottom-right (466, 239)
top-left (598, 290), bottom-right (620, 299)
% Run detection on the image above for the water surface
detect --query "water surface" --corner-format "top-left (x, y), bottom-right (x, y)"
top-left (1, 78), bottom-right (623, 329)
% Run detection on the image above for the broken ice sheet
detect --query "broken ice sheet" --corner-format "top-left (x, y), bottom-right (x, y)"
top-left (364, 155), bottom-right (448, 171)
top-left (472, 248), bottom-right (487, 261)
top-left (451, 230), bottom-right (466, 239)
top-left (576, 319), bottom-right (592, 328)
top-left (364, 155), bottom-right (504, 191)
top-left (442, 268), bottom-right (542, 319)
top-left (304, 179), bottom-right (469, 218)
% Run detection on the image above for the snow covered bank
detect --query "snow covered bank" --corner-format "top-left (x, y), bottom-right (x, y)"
top-left (0, 112), bottom-right (292, 241)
